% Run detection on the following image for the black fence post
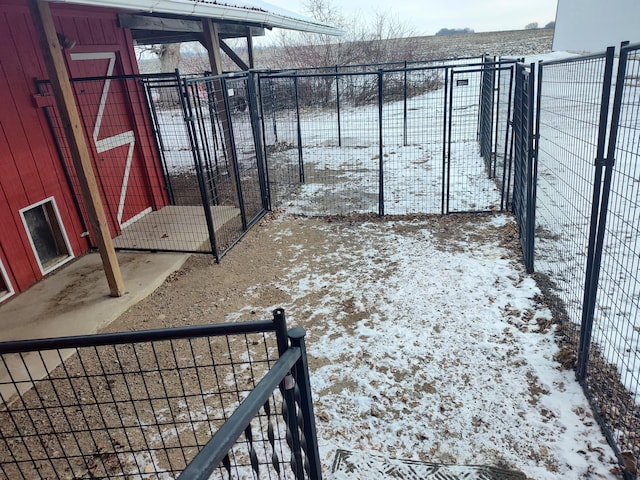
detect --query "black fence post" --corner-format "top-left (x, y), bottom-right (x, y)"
top-left (269, 78), bottom-right (278, 143)
top-left (501, 65), bottom-right (515, 211)
top-left (289, 328), bottom-right (323, 480)
top-left (441, 67), bottom-right (449, 214)
top-left (576, 46), bottom-right (618, 382)
top-left (180, 78), bottom-right (219, 260)
top-left (335, 65), bottom-right (342, 147)
top-left (272, 309), bottom-right (305, 478)
top-left (526, 62), bottom-right (538, 273)
top-left (246, 72), bottom-right (270, 211)
top-left (403, 61), bottom-right (408, 146)
top-left (294, 76), bottom-right (305, 184)
top-left (445, 68), bottom-right (455, 214)
top-left (257, 74), bottom-right (273, 211)
top-left (221, 77), bottom-right (248, 231)
top-left (492, 65), bottom-right (501, 179)
top-left (378, 69), bottom-right (384, 217)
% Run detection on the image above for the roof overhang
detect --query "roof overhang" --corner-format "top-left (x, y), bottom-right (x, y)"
top-left (117, 13), bottom-right (268, 44)
top-left (48, 0), bottom-right (343, 36)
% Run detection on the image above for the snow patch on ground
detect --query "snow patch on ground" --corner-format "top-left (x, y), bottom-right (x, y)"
top-left (230, 215), bottom-right (618, 479)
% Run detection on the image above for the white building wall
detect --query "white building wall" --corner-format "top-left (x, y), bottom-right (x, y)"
top-left (553, 0), bottom-right (640, 53)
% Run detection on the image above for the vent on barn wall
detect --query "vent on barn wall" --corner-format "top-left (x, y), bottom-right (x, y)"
top-left (19, 197), bottom-right (75, 275)
top-left (0, 258), bottom-right (14, 303)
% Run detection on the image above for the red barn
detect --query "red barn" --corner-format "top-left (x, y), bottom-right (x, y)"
top-left (0, 0), bottom-right (339, 303)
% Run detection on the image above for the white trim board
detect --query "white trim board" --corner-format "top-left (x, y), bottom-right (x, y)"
top-left (0, 257), bottom-right (15, 303)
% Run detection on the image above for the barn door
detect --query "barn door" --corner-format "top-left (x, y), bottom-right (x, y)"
top-left (66, 51), bottom-right (155, 236)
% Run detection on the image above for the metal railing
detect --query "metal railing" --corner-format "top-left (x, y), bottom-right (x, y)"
top-left (0, 309), bottom-right (321, 479)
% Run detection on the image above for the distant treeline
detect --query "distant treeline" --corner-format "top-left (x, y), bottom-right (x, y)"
top-left (435, 27), bottom-right (475, 36)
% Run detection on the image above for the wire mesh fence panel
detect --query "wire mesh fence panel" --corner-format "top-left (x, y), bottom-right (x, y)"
top-left (225, 76), bottom-right (267, 228)
top-left (38, 73), bottom-right (220, 254)
top-left (284, 72), bottom-right (381, 216)
top-left (380, 68), bottom-right (447, 214)
top-left (587, 44), bottom-right (640, 465)
top-left (259, 76), bottom-right (303, 208)
top-left (446, 68), bottom-right (502, 213)
top-left (260, 60), bottom-right (510, 218)
top-left (0, 322), bottom-right (297, 480)
top-left (534, 54), bottom-right (611, 349)
top-left (181, 77), bottom-right (240, 258)
top-left (183, 74), bottom-right (268, 259)
top-left (495, 65), bottom-right (516, 210)
top-left (143, 76), bottom-right (199, 209)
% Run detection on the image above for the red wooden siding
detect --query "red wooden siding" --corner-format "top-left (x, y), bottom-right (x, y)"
top-left (0, 0), bottom-right (167, 298)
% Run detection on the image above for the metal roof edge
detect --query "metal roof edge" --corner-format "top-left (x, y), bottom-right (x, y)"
top-left (48, 0), bottom-right (343, 36)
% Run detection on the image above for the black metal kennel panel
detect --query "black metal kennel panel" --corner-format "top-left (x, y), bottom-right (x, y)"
top-left (260, 70), bottom-right (382, 217)
top-left (258, 74), bottom-right (305, 209)
top-left (181, 73), bottom-right (268, 260)
top-left (0, 310), bottom-right (322, 480)
top-left (577, 43), bottom-right (640, 472)
top-left (379, 66), bottom-right (449, 215)
top-left (37, 72), bottom-right (225, 256)
top-left (260, 60), bottom-right (515, 218)
top-left (445, 64), bottom-right (511, 214)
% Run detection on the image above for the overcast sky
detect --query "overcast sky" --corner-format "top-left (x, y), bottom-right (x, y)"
top-left (263, 0), bottom-right (559, 37)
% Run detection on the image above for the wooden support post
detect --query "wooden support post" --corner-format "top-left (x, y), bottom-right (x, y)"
top-left (220, 40), bottom-right (249, 71)
top-left (28, 0), bottom-right (125, 297)
top-left (202, 19), bottom-right (224, 76)
top-left (247, 31), bottom-right (255, 69)
top-left (201, 19), bottom-right (237, 178)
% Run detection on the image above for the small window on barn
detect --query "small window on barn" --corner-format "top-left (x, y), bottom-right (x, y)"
top-left (0, 259), bottom-right (14, 303)
top-left (20, 198), bottom-right (74, 275)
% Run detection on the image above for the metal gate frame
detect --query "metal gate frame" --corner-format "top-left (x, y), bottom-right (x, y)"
top-left (510, 62), bottom-right (538, 273)
top-left (445, 61), bottom-right (516, 214)
top-left (181, 72), bottom-right (269, 261)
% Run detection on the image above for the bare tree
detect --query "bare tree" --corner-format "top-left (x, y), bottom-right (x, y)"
top-left (136, 43), bottom-right (182, 104)
top-left (270, 0), bottom-right (420, 69)
top-left (525, 22), bottom-right (539, 30)
top-left (137, 43), bottom-right (182, 72)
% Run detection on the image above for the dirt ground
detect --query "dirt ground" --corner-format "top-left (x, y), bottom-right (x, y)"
top-left (99, 211), bottom-right (621, 479)
top-left (106, 211), bottom-right (513, 335)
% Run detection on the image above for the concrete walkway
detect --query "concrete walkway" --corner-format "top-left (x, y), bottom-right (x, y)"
top-left (0, 251), bottom-right (189, 342)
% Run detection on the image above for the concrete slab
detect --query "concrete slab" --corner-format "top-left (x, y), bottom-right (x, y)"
top-left (0, 250), bottom-right (190, 405)
top-left (0, 203), bottom-right (239, 405)
top-left (0, 251), bottom-right (188, 342)
top-left (113, 205), bottom-right (240, 252)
